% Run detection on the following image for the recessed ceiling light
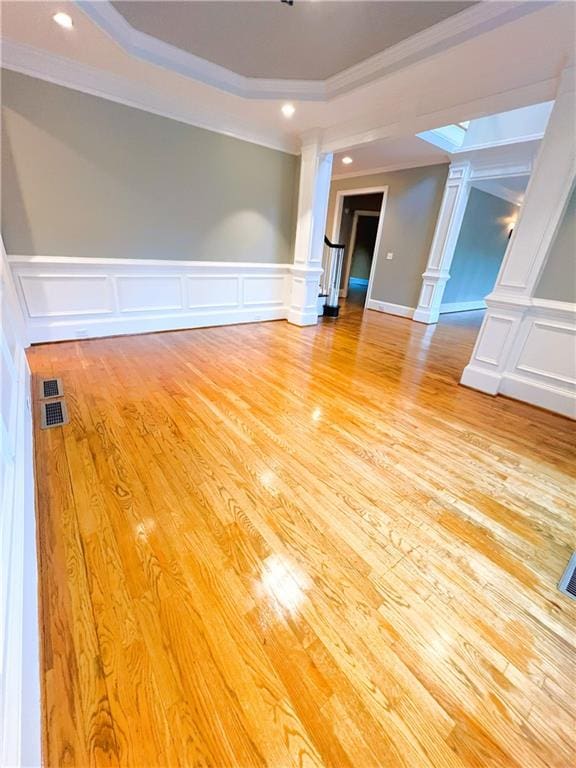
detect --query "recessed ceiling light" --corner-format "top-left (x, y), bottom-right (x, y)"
top-left (342, 156), bottom-right (353, 165)
top-left (53, 12), bottom-right (73, 30)
top-left (281, 103), bottom-right (295, 118)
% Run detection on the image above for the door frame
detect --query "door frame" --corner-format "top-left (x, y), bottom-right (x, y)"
top-left (330, 186), bottom-right (389, 306)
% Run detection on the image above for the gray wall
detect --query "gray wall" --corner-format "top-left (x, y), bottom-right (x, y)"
top-left (328, 164), bottom-right (448, 307)
top-left (535, 183), bottom-right (576, 303)
top-left (1, 70), bottom-right (299, 262)
top-left (443, 187), bottom-right (517, 305)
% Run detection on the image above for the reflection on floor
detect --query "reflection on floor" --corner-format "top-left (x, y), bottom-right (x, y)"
top-left (29, 306), bottom-right (575, 767)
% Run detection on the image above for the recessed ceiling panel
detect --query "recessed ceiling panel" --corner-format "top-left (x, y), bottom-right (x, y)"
top-left (112, 1), bottom-right (476, 80)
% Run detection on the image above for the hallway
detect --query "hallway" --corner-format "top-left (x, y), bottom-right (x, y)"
top-left (29, 309), bottom-right (575, 767)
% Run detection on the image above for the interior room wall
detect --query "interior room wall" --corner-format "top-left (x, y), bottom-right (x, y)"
top-left (534, 182), bottom-right (576, 304)
top-left (1, 70), bottom-right (299, 263)
top-left (327, 164), bottom-right (449, 309)
top-left (442, 187), bottom-right (518, 307)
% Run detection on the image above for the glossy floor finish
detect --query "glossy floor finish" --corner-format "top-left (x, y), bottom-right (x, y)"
top-left (29, 301), bottom-right (575, 768)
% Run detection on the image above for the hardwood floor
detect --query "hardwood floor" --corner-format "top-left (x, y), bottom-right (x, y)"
top-left (28, 303), bottom-right (575, 768)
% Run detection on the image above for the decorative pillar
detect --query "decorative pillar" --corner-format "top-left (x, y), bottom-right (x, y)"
top-left (413, 161), bottom-right (472, 324)
top-left (461, 65), bottom-right (576, 410)
top-left (288, 138), bottom-right (333, 326)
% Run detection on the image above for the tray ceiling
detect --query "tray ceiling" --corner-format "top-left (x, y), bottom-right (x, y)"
top-left (111, 1), bottom-right (475, 81)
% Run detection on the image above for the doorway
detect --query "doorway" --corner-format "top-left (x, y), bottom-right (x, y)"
top-left (330, 187), bottom-right (388, 307)
top-left (345, 211), bottom-right (380, 304)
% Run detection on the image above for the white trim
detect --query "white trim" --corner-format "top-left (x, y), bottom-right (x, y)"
top-left (469, 160), bottom-right (534, 182)
top-left (330, 186), bottom-right (388, 309)
top-left (75, 0), bottom-right (542, 101)
top-left (461, 295), bottom-right (576, 418)
top-left (414, 161), bottom-right (472, 324)
top-left (440, 300), bottom-right (487, 314)
top-left (1, 239), bottom-right (40, 768)
top-left (8, 255), bottom-right (296, 342)
top-left (1, 40), bottom-right (298, 155)
top-left (366, 299), bottom-right (415, 319)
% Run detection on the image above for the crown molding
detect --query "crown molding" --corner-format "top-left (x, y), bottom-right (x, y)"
top-left (76, 0), bottom-right (547, 102)
top-left (0, 40), bottom-right (299, 155)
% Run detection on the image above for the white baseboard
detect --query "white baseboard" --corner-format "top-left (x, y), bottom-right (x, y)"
top-left (8, 256), bottom-right (293, 343)
top-left (440, 299), bottom-right (486, 314)
top-left (349, 277), bottom-right (369, 287)
top-left (366, 298), bottom-right (415, 319)
top-left (500, 372), bottom-right (576, 419)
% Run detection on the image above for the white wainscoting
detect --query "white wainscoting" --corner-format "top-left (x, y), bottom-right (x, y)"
top-left (8, 256), bottom-right (293, 343)
top-left (1, 243), bottom-right (41, 767)
top-left (461, 296), bottom-right (576, 418)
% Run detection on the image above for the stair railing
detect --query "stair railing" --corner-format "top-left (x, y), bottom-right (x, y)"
top-left (321, 236), bottom-right (345, 317)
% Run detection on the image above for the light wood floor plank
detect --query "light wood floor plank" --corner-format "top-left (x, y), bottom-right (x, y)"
top-left (29, 300), bottom-right (576, 767)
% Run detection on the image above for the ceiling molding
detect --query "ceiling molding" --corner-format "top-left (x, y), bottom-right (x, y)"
top-left (0, 39), bottom-right (299, 155)
top-left (470, 159), bottom-right (534, 181)
top-left (76, 0), bottom-right (547, 102)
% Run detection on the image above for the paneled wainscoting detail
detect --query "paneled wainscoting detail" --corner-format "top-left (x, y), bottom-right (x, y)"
top-left (8, 256), bottom-right (294, 343)
top-left (461, 295), bottom-right (576, 418)
top-left (1, 243), bottom-right (40, 767)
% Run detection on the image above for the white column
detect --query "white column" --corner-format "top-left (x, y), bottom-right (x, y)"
top-left (413, 161), bottom-right (472, 324)
top-left (461, 65), bottom-right (576, 410)
top-left (288, 138), bottom-right (333, 326)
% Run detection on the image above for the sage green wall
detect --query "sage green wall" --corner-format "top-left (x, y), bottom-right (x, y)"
top-left (1, 70), bottom-right (299, 262)
top-left (443, 188), bottom-right (517, 304)
top-left (327, 164), bottom-right (449, 308)
top-left (535, 183), bottom-right (576, 303)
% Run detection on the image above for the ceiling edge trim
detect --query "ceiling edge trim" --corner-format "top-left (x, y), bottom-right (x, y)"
top-left (75, 0), bottom-right (547, 102)
top-left (0, 39), bottom-right (299, 155)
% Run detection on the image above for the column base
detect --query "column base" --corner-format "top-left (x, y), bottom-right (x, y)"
top-left (413, 306), bottom-right (440, 324)
top-left (287, 308), bottom-right (319, 326)
top-left (460, 364), bottom-right (501, 395)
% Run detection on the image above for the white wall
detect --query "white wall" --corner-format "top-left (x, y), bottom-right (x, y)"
top-left (0, 238), bottom-right (41, 767)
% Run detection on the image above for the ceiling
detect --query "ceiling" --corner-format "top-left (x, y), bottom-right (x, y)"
top-left (333, 136), bottom-right (449, 177)
top-left (1, 1), bottom-right (574, 155)
top-left (111, 1), bottom-right (475, 81)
